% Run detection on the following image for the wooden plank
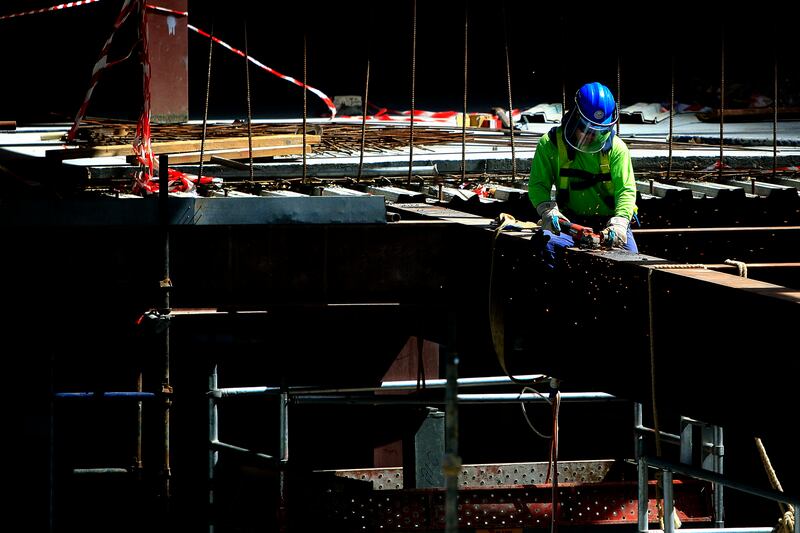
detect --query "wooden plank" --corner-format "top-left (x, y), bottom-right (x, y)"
top-left (46, 134), bottom-right (321, 160)
top-left (126, 144), bottom-right (315, 164)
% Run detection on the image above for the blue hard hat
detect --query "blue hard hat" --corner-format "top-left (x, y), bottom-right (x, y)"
top-left (575, 82), bottom-right (618, 128)
top-left (562, 82), bottom-right (618, 153)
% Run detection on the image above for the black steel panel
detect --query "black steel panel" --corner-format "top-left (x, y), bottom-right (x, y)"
top-left (0, 196), bottom-right (387, 226)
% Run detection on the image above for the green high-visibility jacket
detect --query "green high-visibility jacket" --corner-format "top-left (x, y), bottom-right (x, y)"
top-left (528, 126), bottom-right (637, 221)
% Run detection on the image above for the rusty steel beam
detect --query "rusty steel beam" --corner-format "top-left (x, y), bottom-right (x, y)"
top-left (388, 203), bottom-right (800, 454)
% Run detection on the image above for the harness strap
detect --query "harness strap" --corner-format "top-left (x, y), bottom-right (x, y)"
top-left (549, 126), bottom-right (615, 209)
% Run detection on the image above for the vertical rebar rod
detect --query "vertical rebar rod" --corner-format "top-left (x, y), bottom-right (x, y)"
top-left (357, 58), bottom-right (370, 183)
top-left (719, 28), bottom-right (725, 180)
top-left (668, 55), bottom-right (674, 179)
top-left (561, 54), bottom-right (566, 120)
top-left (302, 33), bottom-right (308, 185)
top-left (158, 153), bottom-right (172, 508)
top-left (408, 0), bottom-right (417, 186)
top-left (502, 1), bottom-right (516, 183)
top-left (616, 55), bottom-right (621, 136)
top-left (244, 25), bottom-right (253, 182)
top-left (461, 2), bottom-right (468, 184)
top-left (773, 44), bottom-right (778, 178)
top-left (198, 24), bottom-right (213, 180)
top-left (444, 316), bottom-right (460, 533)
top-left (208, 364), bottom-right (218, 533)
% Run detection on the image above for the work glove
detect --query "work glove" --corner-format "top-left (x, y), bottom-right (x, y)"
top-left (536, 201), bottom-right (569, 235)
top-left (601, 216), bottom-right (629, 247)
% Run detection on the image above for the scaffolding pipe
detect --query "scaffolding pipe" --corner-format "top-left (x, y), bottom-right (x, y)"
top-left (444, 317), bottom-right (459, 533)
top-left (643, 457), bottom-right (800, 510)
top-left (210, 440), bottom-right (276, 463)
top-left (73, 468), bottom-right (130, 475)
top-left (713, 425), bottom-right (725, 528)
top-left (664, 469), bottom-right (675, 533)
top-left (646, 529), bottom-right (773, 533)
top-left (289, 392), bottom-right (617, 406)
top-left (135, 371), bottom-right (143, 475)
top-left (278, 388), bottom-right (289, 532)
top-left (159, 153), bottom-right (172, 505)
top-left (54, 392), bottom-right (157, 399)
top-left (212, 373), bottom-right (547, 398)
top-left (209, 364), bottom-right (218, 533)
top-left (638, 456), bottom-right (649, 532)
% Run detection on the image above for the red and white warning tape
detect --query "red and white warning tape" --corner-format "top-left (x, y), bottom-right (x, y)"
top-left (187, 24), bottom-right (337, 118)
top-left (144, 3), bottom-right (187, 17)
top-left (132, 0), bottom-right (155, 192)
top-left (0, 0), bottom-right (101, 21)
top-left (339, 107), bottom-right (522, 128)
top-left (66, 0), bottom-right (139, 142)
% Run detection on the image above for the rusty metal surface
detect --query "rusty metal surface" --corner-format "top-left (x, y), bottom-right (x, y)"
top-left (326, 461), bottom-right (614, 490)
top-left (147, 0), bottom-right (188, 123)
top-left (319, 479), bottom-right (711, 530)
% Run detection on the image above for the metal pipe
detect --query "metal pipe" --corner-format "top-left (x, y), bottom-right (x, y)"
top-left (643, 457), bottom-right (800, 509)
top-left (210, 440), bottom-right (276, 463)
top-left (646, 529), bottom-right (773, 533)
top-left (159, 153), bottom-right (172, 506)
top-left (664, 469), bottom-right (675, 533)
top-left (209, 364), bottom-right (218, 533)
top-left (290, 392), bottom-right (617, 406)
top-left (54, 392), bottom-right (157, 399)
top-left (795, 506), bottom-right (799, 533)
top-left (135, 371), bottom-right (143, 475)
top-left (634, 425), bottom-right (682, 447)
top-left (279, 388), bottom-right (289, 532)
top-left (638, 456), bottom-right (649, 532)
top-left (213, 373), bottom-right (546, 398)
top-left (73, 468), bottom-right (130, 475)
top-left (714, 425), bottom-right (725, 528)
top-left (444, 318), bottom-right (459, 533)
top-left (49, 354), bottom-right (55, 533)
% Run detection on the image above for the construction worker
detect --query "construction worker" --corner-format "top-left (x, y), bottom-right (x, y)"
top-left (528, 81), bottom-right (638, 266)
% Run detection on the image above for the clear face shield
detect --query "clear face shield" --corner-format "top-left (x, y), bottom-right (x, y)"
top-left (563, 107), bottom-right (617, 153)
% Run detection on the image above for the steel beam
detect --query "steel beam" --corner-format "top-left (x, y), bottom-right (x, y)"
top-left (389, 203), bottom-right (800, 454)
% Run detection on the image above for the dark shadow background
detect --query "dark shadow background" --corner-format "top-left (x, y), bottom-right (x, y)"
top-left (2, 1), bottom-right (798, 531)
top-left (1, 1), bottom-right (798, 123)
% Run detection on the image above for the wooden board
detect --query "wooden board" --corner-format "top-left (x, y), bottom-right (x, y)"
top-left (46, 134), bottom-right (321, 160)
top-left (124, 144), bottom-right (315, 164)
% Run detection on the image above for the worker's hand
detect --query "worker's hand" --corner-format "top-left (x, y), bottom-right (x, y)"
top-left (536, 202), bottom-right (569, 235)
top-left (601, 216), bottom-right (629, 247)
